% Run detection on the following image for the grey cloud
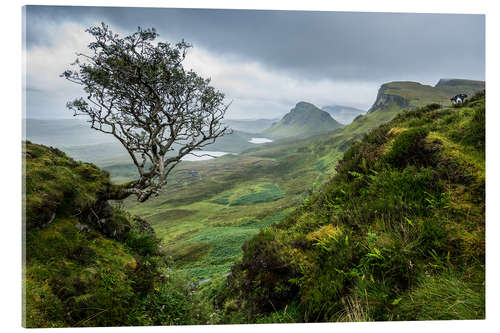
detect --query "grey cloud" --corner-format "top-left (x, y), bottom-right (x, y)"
top-left (23, 6), bottom-right (484, 119)
top-left (25, 6), bottom-right (485, 82)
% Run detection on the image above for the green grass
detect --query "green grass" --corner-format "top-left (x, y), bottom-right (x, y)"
top-left (221, 93), bottom-right (485, 323)
top-left (123, 132), bottom-right (346, 281)
top-left (23, 143), bottom-right (217, 327)
top-left (214, 183), bottom-right (285, 206)
top-left (396, 270), bottom-right (484, 320)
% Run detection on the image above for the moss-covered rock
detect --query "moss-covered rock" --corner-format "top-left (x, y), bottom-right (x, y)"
top-left (23, 142), bottom-right (213, 327)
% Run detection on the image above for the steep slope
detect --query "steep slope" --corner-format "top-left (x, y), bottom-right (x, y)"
top-left (23, 142), bottom-right (214, 327)
top-left (262, 102), bottom-right (343, 138)
top-left (321, 105), bottom-right (366, 125)
top-left (221, 92), bottom-right (485, 323)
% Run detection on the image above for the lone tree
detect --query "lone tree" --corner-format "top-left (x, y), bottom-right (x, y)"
top-left (62, 23), bottom-right (230, 202)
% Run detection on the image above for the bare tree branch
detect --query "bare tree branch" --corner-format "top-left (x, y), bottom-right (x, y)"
top-left (61, 23), bottom-right (231, 202)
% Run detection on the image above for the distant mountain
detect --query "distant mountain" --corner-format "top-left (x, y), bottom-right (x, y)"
top-left (321, 105), bottom-right (366, 125)
top-left (262, 102), bottom-right (343, 139)
top-left (223, 118), bottom-right (278, 134)
top-left (367, 79), bottom-right (485, 114)
top-left (24, 118), bottom-right (116, 147)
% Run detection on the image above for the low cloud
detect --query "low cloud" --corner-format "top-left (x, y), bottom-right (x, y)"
top-left (184, 46), bottom-right (378, 118)
top-left (25, 22), bottom-right (93, 118)
top-left (25, 20), bottom-right (379, 119)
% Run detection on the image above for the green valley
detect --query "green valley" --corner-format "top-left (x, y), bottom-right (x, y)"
top-left (119, 79), bottom-right (485, 284)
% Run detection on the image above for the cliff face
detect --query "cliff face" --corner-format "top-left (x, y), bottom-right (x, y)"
top-left (367, 84), bottom-right (410, 113)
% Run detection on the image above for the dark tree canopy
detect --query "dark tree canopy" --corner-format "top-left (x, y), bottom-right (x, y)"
top-left (62, 23), bottom-right (231, 202)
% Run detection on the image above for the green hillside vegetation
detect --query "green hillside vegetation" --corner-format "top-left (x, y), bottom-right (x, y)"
top-left (263, 102), bottom-right (343, 138)
top-left (23, 142), bottom-right (216, 327)
top-left (368, 79), bottom-right (485, 113)
top-left (344, 79), bottom-right (485, 139)
top-left (123, 80), bottom-right (484, 283)
top-left (124, 139), bottom-right (343, 280)
top-left (217, 92), bottom-right (485, 323)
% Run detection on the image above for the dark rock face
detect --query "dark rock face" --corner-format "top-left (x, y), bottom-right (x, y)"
top-left (367, 85), bottom-right (410, 113)
top-left (132, 216), bottom-right (156, 234)
top-left (79, 200), bottom-right (131, 239)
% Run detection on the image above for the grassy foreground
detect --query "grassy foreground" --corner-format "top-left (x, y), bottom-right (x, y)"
top-left (23, 143), bottom-right (218, 327)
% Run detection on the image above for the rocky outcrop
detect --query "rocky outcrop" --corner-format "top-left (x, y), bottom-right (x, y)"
top-left (367, 84), bottom-right (410, 113)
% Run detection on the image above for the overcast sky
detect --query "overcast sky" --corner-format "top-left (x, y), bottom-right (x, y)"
top-left (23, 6), bottom-right (485, 119)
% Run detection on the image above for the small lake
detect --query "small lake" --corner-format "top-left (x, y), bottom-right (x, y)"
top-left (248, 137), bottom-right (273, 144)
top-left (181, 151), bottom-right (231, 161)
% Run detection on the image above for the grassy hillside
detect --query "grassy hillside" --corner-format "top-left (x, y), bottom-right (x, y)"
top-left (368, 79), bottom-right (485, 113)
top-left (263, 102), bottom-right (343, 138)
top-left (23, 80), bottom-right (486, 326)
top-left (23, 142), bottom-right (216, 327)
top-left (219, 92), bottom-right (485, 323)
top-left (343, 79), bottom-right (485, 139)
